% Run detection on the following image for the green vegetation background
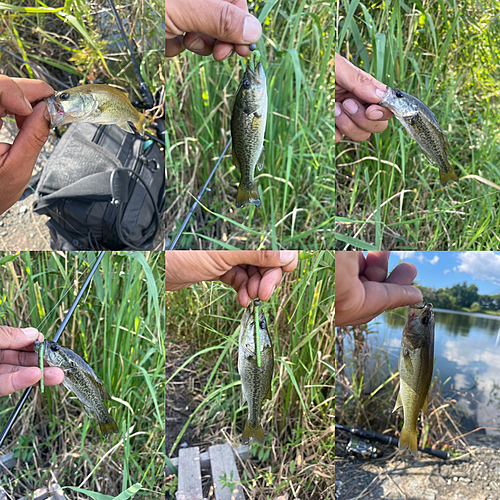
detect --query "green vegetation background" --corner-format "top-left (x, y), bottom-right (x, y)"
top-left (0, 0), bottom-right (164, 133)
top-left (166, 0), bottom-right (334, 250)
top-left (0, 252), bottom-right (165, 499)
top-left (166, 251), bottom-right (334, 498)
top-left (335, 0), bottom-right (500, 250)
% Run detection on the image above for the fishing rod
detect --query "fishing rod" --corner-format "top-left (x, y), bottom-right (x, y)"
top-left (167, 137), bottom-right (232, 250)
top-left (335, 424), bottom-right (450, 460)
top-left (0, 252), bottom-right (105, 449)
top-left (0, 46), bottom-right (70, 89)
top-left (107, 0), bottom-right (165, 147)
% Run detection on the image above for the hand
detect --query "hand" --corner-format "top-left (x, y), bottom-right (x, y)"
top-left (0, 76), bottom-right (54, 214)
top-left (335, 251), bottom-right (423, 327)
top-left (335, 53), bottom-right (393, 143)
top-left (166, 250), bottom-right (298, 307)
top-left (166, 0), bottom-right (262, 60)
top-left (0, 326), bottom-right (64, 397)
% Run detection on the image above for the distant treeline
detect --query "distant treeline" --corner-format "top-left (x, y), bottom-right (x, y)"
top-left (417, 282), bottom-right (500, 312)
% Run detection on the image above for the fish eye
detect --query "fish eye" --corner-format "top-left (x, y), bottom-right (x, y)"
top-left (422, 316), bottom-right (430, 325)
top-left (243, 80), bottom-right (251, 89)
top-left (260, 321), bottom-right (266, 329)
top-left (58, 92), bottom-right (70, 101)
top-left (50, 344), bottom-right (59, 352)
top-left (395, 90), bottom-right (404, 98)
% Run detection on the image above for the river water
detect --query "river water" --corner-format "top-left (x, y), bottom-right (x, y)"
top-left (368, 307), bottom-right (500, 434)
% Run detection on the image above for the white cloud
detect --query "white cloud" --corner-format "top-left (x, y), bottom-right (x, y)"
top-left (457, 252), bottom-right (500, 285)
top-left (392, 251), bottom-right (416, 260)
top-left (430, 256), bottom-right (439, 265)
top-left (443, 269), bottom-right (451, 275)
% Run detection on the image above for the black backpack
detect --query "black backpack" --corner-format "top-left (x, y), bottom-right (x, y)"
top-left (33, 122), bottom-right (165, 250)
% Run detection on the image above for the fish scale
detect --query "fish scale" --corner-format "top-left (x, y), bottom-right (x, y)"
top-left (393, 301), bottom-right (435, 457)
top-left (238, 304), bottom-right (273, 444)
top-left (231, 54), bottom-right (267, 208)
top-left (379, 87), bottom-right (457, 185)
top-left (34, 340), bottom-right (119, 438)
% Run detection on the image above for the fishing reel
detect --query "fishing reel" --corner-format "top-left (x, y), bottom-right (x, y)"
top-left (346, 438), bottom-right (383, 459)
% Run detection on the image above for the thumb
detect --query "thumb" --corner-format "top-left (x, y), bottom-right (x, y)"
top-left (335, 53), bottom-right (386, 104)
top-left (176, 0), bottom-right (262, 44)
top-left (218, 250), bottom-right (298, 272)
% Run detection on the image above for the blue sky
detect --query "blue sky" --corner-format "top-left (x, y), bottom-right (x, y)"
top-left (389, 252), bottom-right (500, 295)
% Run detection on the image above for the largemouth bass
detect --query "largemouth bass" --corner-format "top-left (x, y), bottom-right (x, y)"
top-left (393, 300), bottom-right (435, 457)
top-left (231, 53), bottom-right (267, 208)
top-left (379, 87), bottom-right (457, 185)
top-left (34, 340), bottom-right (119, 438)
top-left (44, 84), bottom-right (145, 136)
top-left (238, 302), bottom-right (273, 444)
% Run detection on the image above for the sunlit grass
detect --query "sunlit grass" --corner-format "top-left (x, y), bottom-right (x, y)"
top-left (166, 1), bottom-right (334, 249)
top-left (0, 251), bottom-right (165, 499)
top-left (166, 251), bottom-right (334, 498)
top-left (335, 0), bottom-right (500, 250)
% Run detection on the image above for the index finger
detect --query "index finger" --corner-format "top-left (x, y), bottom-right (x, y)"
top-left (0, 75), bottom-right (33, 116)
top-left (335, 53), bottom-right (387, 105)
top-left (0, 326), bottom-right (44, 350)
top-left (12, 78), bottom-right (54, 103)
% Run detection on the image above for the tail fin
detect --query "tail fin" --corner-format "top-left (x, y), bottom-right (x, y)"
top-left (236, 183), bottom-right (260, 208)
top-left (399, 426), bottom-right (418, 458)
top-left (243, 420), bottom-right (265, 445)
top-left (440, 167), bottom-right (458, 186)
top-left (99, 415), bottom-right (119, 438)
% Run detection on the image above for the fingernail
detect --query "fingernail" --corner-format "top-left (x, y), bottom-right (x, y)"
top-left (279, 251), bottom-right (296, 265)
top-left (368, 110), bottom-right (383, 120)
top-left (343, 99), bottom-right (359, 116)
top-left (242, 16), bottom-right (261, 43)
top-left (220, 49), bottom-right (234, 62)
top-left (335, 102), bottom-right (341, 117)
top-left (21, 327), bottom-right (39, 338)
top-left (376, 88), bottom-right (386, 98)
top-left (24, 97), bottom-right (33, 112)
top-left (43, 103), bottom-right (51, 122)
top-left (188, 37), bottom-right (205, 52)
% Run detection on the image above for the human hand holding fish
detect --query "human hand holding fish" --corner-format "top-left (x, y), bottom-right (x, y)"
top-left (0, 76), bottom-right (54, 215)
top-left (166, 0), bottom-right (261, 60)
top-left (335, 53), bottom-right (393, 143)
top-left (166, 250), bottom-right (298, 307)
top-left (0, 326), bottom-right (64, 397)
top-left (335, 251), bottom-right (423, 327)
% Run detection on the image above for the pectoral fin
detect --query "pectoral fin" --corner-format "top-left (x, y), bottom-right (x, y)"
top-left (393, 391), bottom-right (403, 412)
top-left (422, 394), bottom-right (429, 415)
top-left (257, 146), bottom-right (265, 172)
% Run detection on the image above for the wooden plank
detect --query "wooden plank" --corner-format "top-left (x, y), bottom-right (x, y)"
top-left (170, 445), bottom-right (249, 469)
top-left (177, 446), bottom-right (203, 500)
top-left (19, 482), bottom-right (66, 500)
top-left (209, 444), bottom-right (245, 500)
top-left (0, 452), bottom-right (16, 470)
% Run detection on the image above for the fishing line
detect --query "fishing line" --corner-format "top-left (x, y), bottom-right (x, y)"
top-left (0, 46), bottom-right (70, 89)
top-left (0, 251), bottom-right (105, 448)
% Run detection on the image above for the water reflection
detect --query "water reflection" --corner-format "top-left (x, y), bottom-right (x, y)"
top-left (371, 307), bottom-right (500, 434)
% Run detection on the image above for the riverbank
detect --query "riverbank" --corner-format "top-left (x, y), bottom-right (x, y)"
top-left (335, 433), bottom-right (500, 500)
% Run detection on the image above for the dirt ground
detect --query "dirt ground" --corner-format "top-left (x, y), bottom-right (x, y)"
top-left (0, 120), bottom-right (166, 250)
top-left (335, 431), bottom-right (500, 500)
top-left (0, 120), bottom-right (58, 250)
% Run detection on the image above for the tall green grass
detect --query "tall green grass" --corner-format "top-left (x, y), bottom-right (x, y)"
top-left (166, 1), bottom-right (334, 249)
top-left (335, 0), bottom-right (500, 250)
top-left (166, 251), bottom-right (334, 499)
top-left (0, 251), bottom-right (165, 499)
top-left (0, 0), bottom-right (164, 114)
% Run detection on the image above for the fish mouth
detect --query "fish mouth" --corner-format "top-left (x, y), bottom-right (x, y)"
top-left (410, 298), bottom-right (433, 311)
top-left (378, 87), bottom-right (392, 106)
top-left (44, 95), bottom-right (66, 128)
